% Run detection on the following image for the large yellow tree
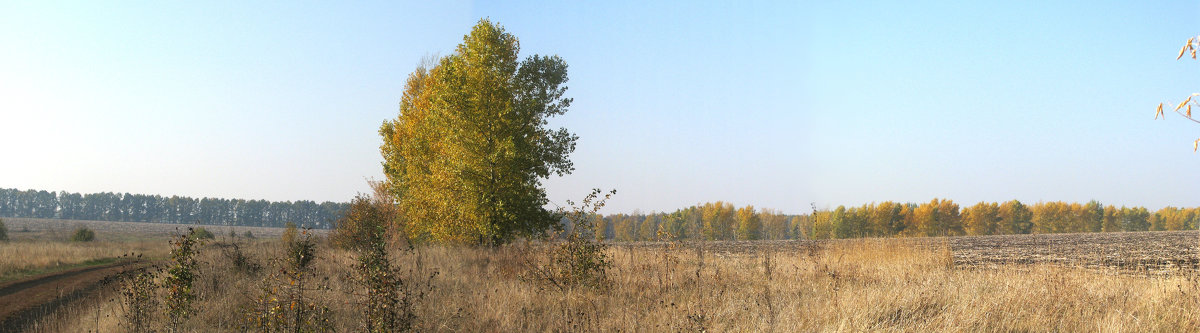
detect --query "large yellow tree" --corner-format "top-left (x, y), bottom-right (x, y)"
top-left (380, 19), bottom-right (577, 245)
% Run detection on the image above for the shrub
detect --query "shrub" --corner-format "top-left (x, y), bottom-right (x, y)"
top-left (245, 228), bottom-right (332, 331)
top-left (351, 224), bottom-right (430, 332)
top-left (524, 189), bottom-right (615, 291)
top-left (192, 227), bottom-right (215, 240)
top-left (286, 227), bottom-right (316, 270)
top-left (332, 194), bottom-right (389, 250)
top-left (354, 238), bottom-right (413, 331)
top-left (332, 181), bottom-right (405, 250)
top-left (243, 230), bottom-right (255, 239)
top-left (219, 242), bottom-right (261, 275)
top-left (164, 228), bottom-right (202, 331)
top-left (70, 227), bottom-right (95, 242)
top-left (0, 219), bottom-right (7, 242)
top-left (120, 269), bottom-right (160, 333)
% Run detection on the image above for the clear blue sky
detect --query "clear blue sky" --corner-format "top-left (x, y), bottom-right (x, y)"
top-left (1, 1), bottom-right (1197, 214)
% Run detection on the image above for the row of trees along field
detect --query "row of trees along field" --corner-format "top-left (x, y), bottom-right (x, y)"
top-left (0, 188), bottom-right (347, 228)
top-left (584, 199), bottom-right (1200, 241)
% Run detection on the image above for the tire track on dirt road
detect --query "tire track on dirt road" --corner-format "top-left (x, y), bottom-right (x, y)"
top-left (0, 260), bottom-right (154, 332)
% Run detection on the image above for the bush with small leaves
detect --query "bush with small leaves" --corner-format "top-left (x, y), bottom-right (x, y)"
top-left (244, 228), bottom-right (332, 332)
top-left (120, 269), bottom-right (160, 333)
top-left (351, 225), bottom-right (432, 332)
top-left (193, 227), bottom-right (215, 240)
top-left (70, 227), bottom-right (95, 242)
top-left (0, 219), bottom-right (7, 242)
top-left (524, 189), bottom-right (616, 291)
top-left (332, 194), bottom-right (389, 250)
top-left (164, 228), bottom-right (202, 331)
top-left (333, 181), bottom-right (406, 250)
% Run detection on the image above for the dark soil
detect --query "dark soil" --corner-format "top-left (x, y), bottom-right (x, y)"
top-left (0, 260), bottom-right (151, 332)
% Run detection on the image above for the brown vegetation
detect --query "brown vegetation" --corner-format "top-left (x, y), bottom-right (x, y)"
top-left (10, 229), bottom-right (1196, 332)
top-left (0, 240), bottom-right (167, 282)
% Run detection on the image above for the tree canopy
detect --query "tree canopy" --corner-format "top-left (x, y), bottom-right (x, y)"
top-left (0, 187), bottom-right (344, 228)
top-left (380, 19), bottom-right (577, 245)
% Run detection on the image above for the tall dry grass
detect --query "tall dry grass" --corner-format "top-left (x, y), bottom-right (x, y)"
top-left (36, 237), bottom-right (1200, 332)
top-left (0, 240), bottom-right (168, 281)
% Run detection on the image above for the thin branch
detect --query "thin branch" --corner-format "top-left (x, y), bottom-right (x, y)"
top-left (1171, 107), bottom-right (1200, 124)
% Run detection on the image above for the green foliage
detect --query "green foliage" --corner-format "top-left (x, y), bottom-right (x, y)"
top-left (192, 227), bottom-right (215, 240)
top-left (165, 228), bottom-right (201, 332)
top-left (661, 211), bottom-right (691, 241)
top-left (70, 227), bottom-right (95, 242)
top-left (0, 187), bottom-right (346, 228)
top-left (524, 189), bottom-right (615, 291)
top-left (380, 19), bottom-right (577, 245)
top-left (0, 218), bottom-right (7, 242)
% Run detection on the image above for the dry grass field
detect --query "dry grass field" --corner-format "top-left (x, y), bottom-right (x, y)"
top-left (1, 218), bottom-right (297, 242)
top-left (8, 223), bottom-right (1197, 332)
top-left (0, 218), bottom-right (301, 283)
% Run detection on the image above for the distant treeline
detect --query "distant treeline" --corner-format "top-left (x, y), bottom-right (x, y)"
top-left (0, 188), bottom-right (347, 229)
top-left (584, 200), bottom-right (1200, 241)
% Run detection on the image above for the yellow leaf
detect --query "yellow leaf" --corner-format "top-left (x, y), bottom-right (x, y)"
top-left (1194, 138), bottom-right (1199, 152)
top-left (1156, 103), bottom-right (1164, 119)
top-left (1190, 104), bottom-right (1194, 118)
top-left (1183, 38), bottom-right (1196, 60)
top-left (1176, 96), bottom-right (1192, 112)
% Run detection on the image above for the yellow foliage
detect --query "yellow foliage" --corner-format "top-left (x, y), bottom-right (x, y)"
top-left (380, 19), bottom-right (577, 245)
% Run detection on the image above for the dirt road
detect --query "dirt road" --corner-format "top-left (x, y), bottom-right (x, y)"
top-left (0, 260), bottom-right (150, 332)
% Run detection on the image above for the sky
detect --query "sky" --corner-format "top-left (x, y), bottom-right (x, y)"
top-left (1, 1), bottom-right (1198, 215)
